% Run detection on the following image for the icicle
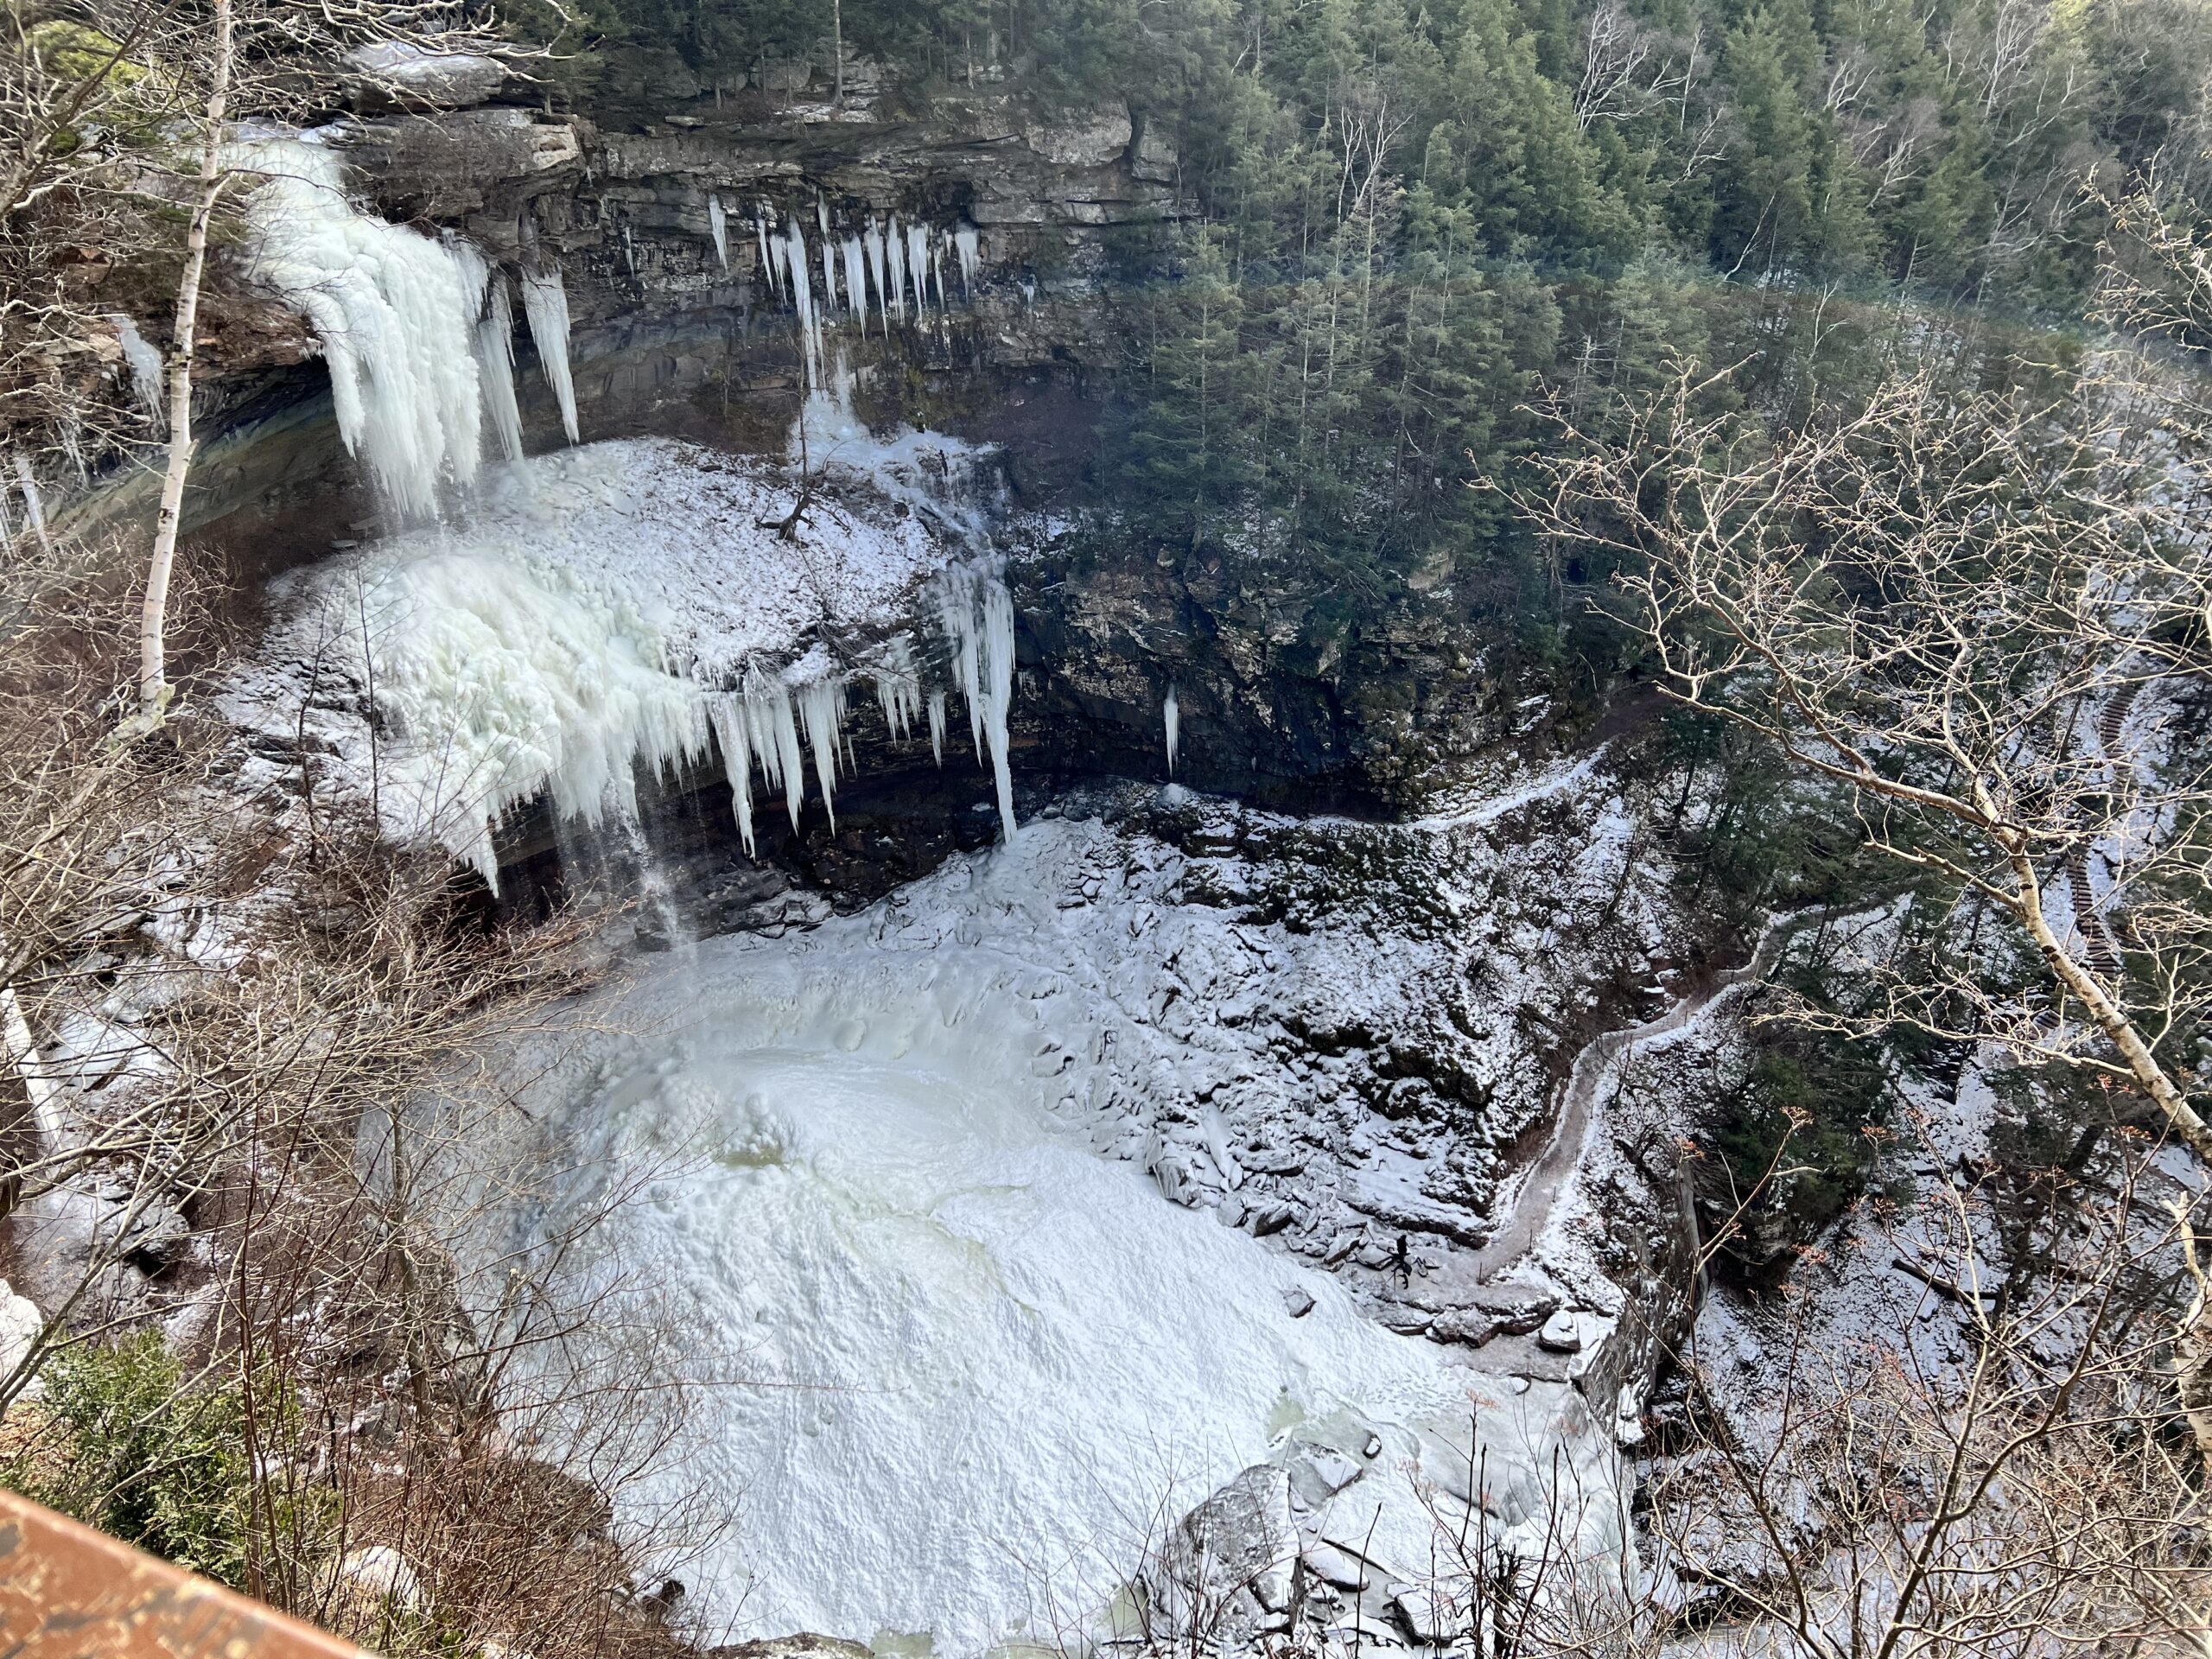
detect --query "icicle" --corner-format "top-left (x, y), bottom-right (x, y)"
top-left (1164, 685), bottom-right (1179, 776)
top-left (931, 237), bottom-right (947, 311)
top-left (621, 223), bottom-right (637, 276)
top-left (954, 222), bottom-right (981, 296)
top-left (978, 576), bottom-right (1016, 842)
top-left (111, 315), bottom-right (165, 427)
top-left (709, 693), bottom-right (756, 855)
top-left (60, 424), bottom-right (86, 486)
top-left (820, 218), bottom-right (840, 315)
top-left (519, 262), bottom-right (581, 445)
top-left (14, 455), bottom-right (48, 550)
top-left (767, 680), bottom-right (805, 831)
top-left (785, 217), bottom-right (819, 390)
top-left (941, 572), bottom-right (983, 758)
top-left (886, 216), bottom-right (909, 326)
top-left (475, 273), bottom-right (524, 463)
top-left (938, 563), bottom-right (1018, 842)
top-left (709, 193), bottom-right (730, 271)
top-left (842, 235), bottom-right (868, 333)
top-left (874, 638), bottom-right (922, 741)
top-left (796, 676), bottom-right (846, 830)
top-left (926, 690), bottom-right (947, 766)
top-left (863, 219), bottom-right (888, 334)
top-left (905, 221), bottom-right (931, 316)
top-left (756, 207), bottom-right (780, 298)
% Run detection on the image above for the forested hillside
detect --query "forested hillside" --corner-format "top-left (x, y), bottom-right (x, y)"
top-left (527, 0), bottom-right (2209, 604)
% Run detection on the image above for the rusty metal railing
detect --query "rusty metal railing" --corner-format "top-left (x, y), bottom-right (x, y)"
top-left (0, 1487), bottom-right (364, 1657)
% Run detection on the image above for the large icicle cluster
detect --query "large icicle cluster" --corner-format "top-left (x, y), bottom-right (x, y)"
top-left (746, 202), bottom-right (987, 387)
top-left (707, 563), bottom-right (1019, 858)
top-left (232, 133), bottom-right (577, 519)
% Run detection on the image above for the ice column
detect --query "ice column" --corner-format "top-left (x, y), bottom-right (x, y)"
top-left (234, 135), bottom-right (488, 520)
top-left (938, 563), bottom-right (1018, 843)
top-left (1164, 685), bottom-right (1179, 775)
top-left (519, 263), bottom-right (581, 444)
top-left (796, 676), bottom-right (846, 830)
top-left (784, 218), bottom-right (820, 390)
top-left (474, 271), bottom-right (526, 463)
top-left (817, 202), bottom-right (840, 313)
top-left (906, 221), bottom-right (931, 315)
top-left (885, 216), bottom-right (908, 326)
top-left (954, 223), bottom-right (981, 295)
top-left (708, 193), bottom-right (730, 270)
top-left (756, 207), bottom-right (780, 298)
top-left (874, 638), bottom-right (922, 741)
top-left (712, 675), bottom-right (819, 853)
top-left (863, 220), bottom-right (887, 333)
top-left (111, 315), bottom-right (165, 427)
top-left (843, 236), bottom-right (868, 333)
top-left (926, 690), bottom-right (947, 766)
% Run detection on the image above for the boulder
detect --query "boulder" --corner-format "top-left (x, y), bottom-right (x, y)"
top-left (1147, 1465), bottom-right (1298, 1632)
top-left (344, 42), bottom-right (506, 111)
top-left (0, 1281), bottom-right (42, 1401)
top-left (709, 1637), bottom-right (874, 1659)
top-left (336, 1544), bottom-right (423, 1612)
top-left (1025, 103), bottom-right (1133, 167)
top-left (1537, 1308), bottom-right (1586, 1352)
top-left (1429, 1308), bottom-right (1497, 1347)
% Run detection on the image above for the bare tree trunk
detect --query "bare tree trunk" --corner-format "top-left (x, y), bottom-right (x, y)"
top-left (137, 0), bottom-right (232, 726)
top-left (832, 0), bottom-right (844, 104)
top-left (2010, 845), bottom-right (2212, 1164)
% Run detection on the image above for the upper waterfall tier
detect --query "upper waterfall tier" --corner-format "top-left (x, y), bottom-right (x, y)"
top-left (226, 434), bottom-right (1026, 885)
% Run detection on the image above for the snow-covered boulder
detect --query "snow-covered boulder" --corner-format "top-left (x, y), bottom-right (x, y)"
top-left (1146, 1465), bottom-right (1298, 1634)
top-left (337, 1544), bottom-right (423, 1611)
top-left (0, 1281), bottom-right (43, 1401)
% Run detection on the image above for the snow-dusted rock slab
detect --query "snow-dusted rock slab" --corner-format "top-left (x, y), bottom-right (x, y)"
top-left (344, 42), bottom-right (505, 109)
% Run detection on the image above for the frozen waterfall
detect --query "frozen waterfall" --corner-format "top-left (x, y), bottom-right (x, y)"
top-left (743, 207), bottom-right (991, 388)
top-left (708, 193), bottom-right (730, 271)
top-left (706, 562), bottom-right (1019, 855)
top-left (519, 263), bottom-right (581, 445)
top-left (1164, 684), bottom-right (1179, 775)
top-left (234, 136), bottom-right (488, 520)
top-left (232, 133), bottom-right (579, 517)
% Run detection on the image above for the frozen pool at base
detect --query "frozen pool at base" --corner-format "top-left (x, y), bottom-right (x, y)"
top-left (492, 916), bottom-right (1624, 1654)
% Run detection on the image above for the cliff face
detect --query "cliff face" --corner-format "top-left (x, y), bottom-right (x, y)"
top-left (142, 60), bottom-right (1542, 831)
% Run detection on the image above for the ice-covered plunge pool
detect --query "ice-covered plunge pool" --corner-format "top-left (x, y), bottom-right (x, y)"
top-left (473, 863), bottom-right (1631, 1656)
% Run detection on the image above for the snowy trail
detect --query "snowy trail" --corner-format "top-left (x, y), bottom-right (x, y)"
top-left (1470, 925), bottom-right (1783, 1281)
top-left (1412, 744), bottom-right (1612, 832)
